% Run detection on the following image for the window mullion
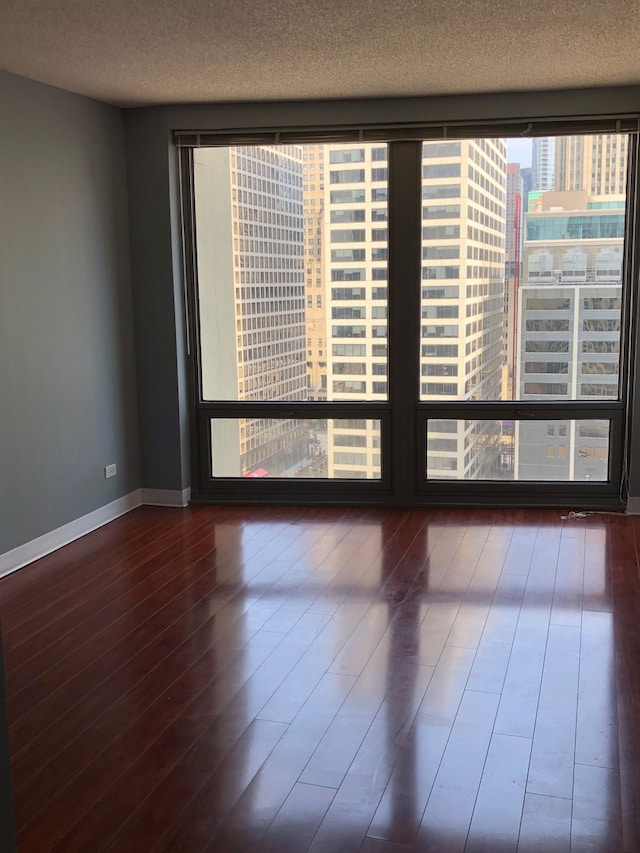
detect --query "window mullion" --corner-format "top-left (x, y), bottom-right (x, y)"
top-left (388, 141), bottom-right (423, 500)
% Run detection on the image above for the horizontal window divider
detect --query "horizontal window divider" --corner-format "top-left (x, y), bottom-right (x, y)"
top-left (193, 479), bottom-right (624, 510)
top-left (197, 401), bottom-right (391, 416)
top-left (193, 484), bottom-right (395, 505)
top-left (416, 481), bottom-right (624, 503)
top-left (174, 115), bottom-right (640, 148)
top-left (418, 480), bottom-right (619, 493)
top-left (417, 401), bottom-right (623, 420)
top-left (201, 478), bottom-right (387, 489)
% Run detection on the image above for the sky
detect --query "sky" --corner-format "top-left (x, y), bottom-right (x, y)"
top-left (507, 138), bottom-right (532, 167)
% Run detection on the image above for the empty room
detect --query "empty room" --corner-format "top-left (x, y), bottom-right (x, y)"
top-left (1, 1), bottom-right (640, 850)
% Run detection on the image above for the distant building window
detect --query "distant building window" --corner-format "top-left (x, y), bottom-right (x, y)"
top-left (329, 149), bottom-right (365, 163)
top-left (422, 266), bottom-right (460, 280)
top-left (526, 341), bottom-right (570, 353)
top-left (524, 362), bottom-right (569, 374)
top-left (428, 457), bottom-right (458, 471)
top-left (422, 325), bottom-right (458, 338)
top-left (525, 298), bottom-right (571, 311)
top-left (423, 246), bottom-right (460, 260)
top-left (423, 225), bottom-right (460, 240)
top-left (330, 189), bottom-right (366, 204)
top-left (423, 163), bottom-right (461, 179)
top-left (422, 382), bottom-right (458, 395)
top-left (331, 269), bottom-right (365, 282)
top-left (422, 305), bottom-right (459, 319)
top-left (525, 320), bottom-right (570, 332)
top-left (333, 451), bottom-right (367, 463)
top-left (422, 205), bottom-right (461, 219)
top-left (331, 229), bottom-right (365, 243)
top-left (423, 184), bottom-right (461, 200)
top-left (582, 319), bottom-right (620, 332)
top-left (423, 142), bottom-right (461, 158)
top-left (331, 287), bottom-right (365, 300)
top-left (331, 209), bottom-right (365, 223)
top-left (580, 383), bottom-right (618, 397)
top-left (523, 383), bottom-right (568, 395)
top-left (422, 286), bottom-right (459, 299)
top-left (331, 249), bottom-right (366, 262)
top-left (330, 169), bottom-right (365, 183)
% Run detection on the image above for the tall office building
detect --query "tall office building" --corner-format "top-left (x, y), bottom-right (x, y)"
top-left (532, 136), bottom-right (556, 190)
top-left (322, 143), bottom-right (389, 479)
top-left (193, 145), bottom-right (310, 476)
top-left (324, 139), bottom-right (507, 480)
top-left (516, 189), bottom-right (624, 480)
top-left (556, 134), bottom-right (628, 196)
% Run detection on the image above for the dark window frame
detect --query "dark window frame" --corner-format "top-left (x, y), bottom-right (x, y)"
top-left (179, 129), bottom-right (639, 509)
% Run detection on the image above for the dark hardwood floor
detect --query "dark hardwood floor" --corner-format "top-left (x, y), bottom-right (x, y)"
top-left (1, 504), bottom-right (638, 852)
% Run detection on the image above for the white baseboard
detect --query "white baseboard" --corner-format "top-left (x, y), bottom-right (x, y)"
top-left (141, 487), bottom-right (191, 508)
top-left (0, 490), bottom-right (143, 579)
top-left (626, 496), bottom-right (640, 514)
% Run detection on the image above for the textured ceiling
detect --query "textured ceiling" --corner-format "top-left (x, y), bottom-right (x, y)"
top-left (0, 0), bottom-right (639, 107)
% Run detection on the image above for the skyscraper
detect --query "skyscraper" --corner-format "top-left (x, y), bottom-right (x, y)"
top-left (193, 145), bottom-right (309, 476)
top-left (556, 134), bottom-right (628, 196)
top-left (516, 189), bottom-right (624, 480)
top-left (532, 136), bottom-right (556, 190)
top-left (323, 143), bottom-right (388, 479)
top-left (514, 134), bottom-right (628, 481)
top-left (324, 139), bottom-right (507, 480)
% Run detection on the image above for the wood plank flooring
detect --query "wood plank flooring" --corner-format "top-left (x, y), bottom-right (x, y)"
top-left (0, 504), bottom-right (638, 852)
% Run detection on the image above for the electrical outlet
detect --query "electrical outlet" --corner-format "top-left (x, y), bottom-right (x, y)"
top-left (104, 463), bottom-right (117, 479)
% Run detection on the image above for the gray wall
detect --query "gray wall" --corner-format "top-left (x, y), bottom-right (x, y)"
top-left (0, 71), bottom-right (140, 555)
top-left (125, 114), bottom-right (189, 492)
top-left (124, 87), bottom-right (640, 500)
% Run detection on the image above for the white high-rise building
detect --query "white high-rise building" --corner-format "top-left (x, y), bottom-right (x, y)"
top-left (194, 145), bottom-right (309, 476)
top-left (532, 136), bottom-right (556, 191)
top-left (516, 191), bottom-right (624, 480)
top-left (324, 140), bottom-right (507, 480)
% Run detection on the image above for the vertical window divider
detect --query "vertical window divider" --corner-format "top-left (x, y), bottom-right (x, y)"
top-left (388, 141), bottom-right (423, 501)
top-left (178, 146), bottom-right (206, 493)
top-left (620, 133), bottom-right (640, 500)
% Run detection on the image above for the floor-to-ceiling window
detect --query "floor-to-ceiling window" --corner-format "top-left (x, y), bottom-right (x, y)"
top-left (179, 126), bottom-right (638, 507)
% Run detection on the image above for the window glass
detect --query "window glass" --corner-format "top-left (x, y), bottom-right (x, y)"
top-left (426, 420), bottom-right (610, 481)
